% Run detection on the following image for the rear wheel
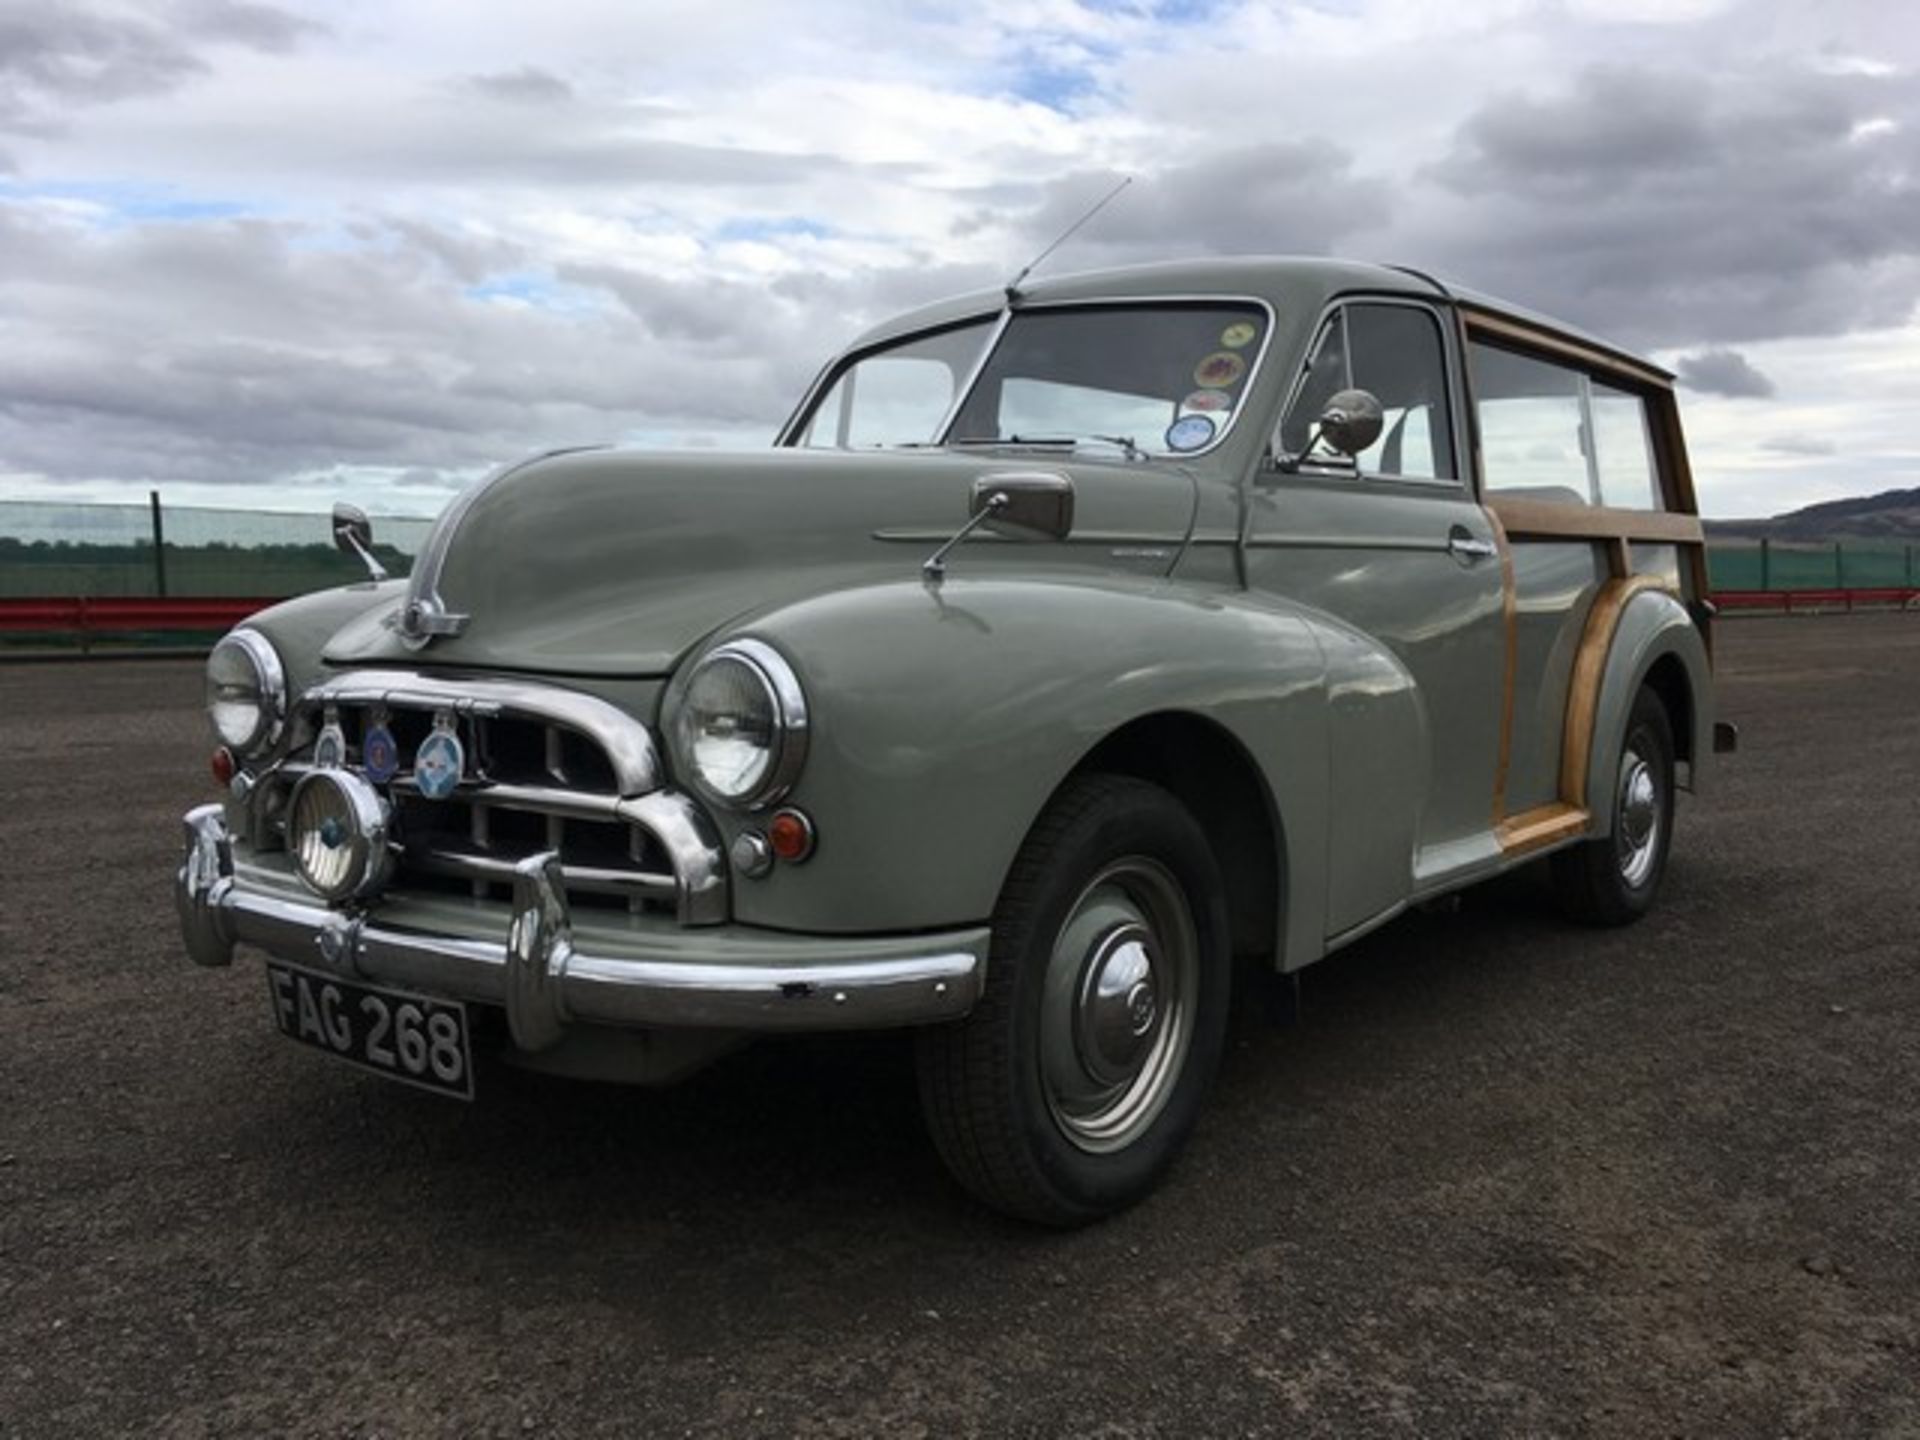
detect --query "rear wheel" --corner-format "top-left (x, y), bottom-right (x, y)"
top-left (1552, 687), bottom-right (1675, 926)
top-left (916, 775), bottom-right (1231, 1225)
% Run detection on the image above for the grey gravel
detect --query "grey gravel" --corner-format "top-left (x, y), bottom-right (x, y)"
top-left (2, 614), bottom-right (1918, 1437)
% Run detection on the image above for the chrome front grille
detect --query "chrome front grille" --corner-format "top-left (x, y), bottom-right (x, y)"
top-left (258, 669), bottom-right (724, 925)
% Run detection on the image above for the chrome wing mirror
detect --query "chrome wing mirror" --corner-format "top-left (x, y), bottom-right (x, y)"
top-left (923, 472), bottom-right (1075, 582)
top-left (332, 502), bottom-right (389, 583)
top-left (1275, 388), bottom-right (1385, 473)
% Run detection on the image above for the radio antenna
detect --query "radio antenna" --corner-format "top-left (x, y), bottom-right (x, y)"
top-left (1005, 174), bottom-right (1132, 304)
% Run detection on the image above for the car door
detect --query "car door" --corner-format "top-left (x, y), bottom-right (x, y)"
top-left (1245, 299), bottom-right (1507, 935)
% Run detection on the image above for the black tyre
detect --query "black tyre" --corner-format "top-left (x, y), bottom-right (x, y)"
top-left (915, 774), bottom-right (1232, 1226)
top-left (1551, 687), bottom-right (1676, 926)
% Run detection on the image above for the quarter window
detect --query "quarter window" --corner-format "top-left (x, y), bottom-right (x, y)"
top-left (1590, 382), bottom-right (1661, 510)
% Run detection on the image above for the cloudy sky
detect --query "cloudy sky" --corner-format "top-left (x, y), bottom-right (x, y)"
top-left (1, 0), bottom-right (1915, 519)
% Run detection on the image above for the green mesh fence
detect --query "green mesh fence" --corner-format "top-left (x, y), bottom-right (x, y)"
top-left (2, 498), bottom-right (1915, 600)
top-left (0, 500), bottom-right (432, 598)
top-left (1706, 541), bottom-right (1919, 592)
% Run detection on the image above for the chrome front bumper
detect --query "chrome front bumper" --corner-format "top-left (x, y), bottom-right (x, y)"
top-left (176, 804), bottom-right (987, 1048)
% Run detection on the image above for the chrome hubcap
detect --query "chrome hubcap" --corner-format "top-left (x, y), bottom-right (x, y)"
top-left (1040, 859), bottom-right (1198, 1154)
top-left (1615, 747), bottom-right (1661, 887)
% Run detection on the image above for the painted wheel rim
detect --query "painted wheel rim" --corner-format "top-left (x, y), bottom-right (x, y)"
top-left (1615, 745), bottom-right (1662, 888)
top-left (1038, 858), bottom-right (1199, 1154)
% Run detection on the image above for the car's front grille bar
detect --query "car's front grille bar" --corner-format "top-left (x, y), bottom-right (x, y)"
top-left (302, 668), bottom-right (660, 796)
top-left (260, 671), bottom-right (726, 926)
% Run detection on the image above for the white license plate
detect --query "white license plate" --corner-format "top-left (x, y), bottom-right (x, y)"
top-left (265, 962), bottom-right (474, 1100)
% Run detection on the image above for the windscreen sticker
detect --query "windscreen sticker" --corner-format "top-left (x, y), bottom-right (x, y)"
top-left (1220, 320), bottom-right (1258, 350)
top-left (1193, 351), bottom-right (1246, 388)
top-left (1165, 414), bottom-right (1217, 452)
top-left (1182, 388), bottom-right (1234, 414)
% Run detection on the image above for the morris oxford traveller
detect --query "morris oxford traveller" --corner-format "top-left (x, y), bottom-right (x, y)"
top-left (178, 257), bottom-right (1728, 1223)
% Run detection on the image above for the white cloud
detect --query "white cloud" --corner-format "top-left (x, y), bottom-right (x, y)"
top-left (0, 0), bottom-right (1917, 519)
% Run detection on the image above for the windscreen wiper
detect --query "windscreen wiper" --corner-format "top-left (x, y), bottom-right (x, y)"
top-left (948, 434), bottom-right (1077, 448)
top-left (948, 434), bottom-right (1143, 460)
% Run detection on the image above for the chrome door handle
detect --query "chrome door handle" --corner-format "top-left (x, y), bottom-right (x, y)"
top-left (1447, 530), bottom-right (1497, 562)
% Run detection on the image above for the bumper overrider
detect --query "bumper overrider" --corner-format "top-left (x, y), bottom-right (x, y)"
top-left (177, 803), bottom-right (986, 1047)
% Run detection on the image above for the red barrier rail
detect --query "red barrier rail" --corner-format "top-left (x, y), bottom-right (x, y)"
top-left (0, 596), bottom-right (273, 642)
top-left (1712, 587), bottom-right (1920, 615)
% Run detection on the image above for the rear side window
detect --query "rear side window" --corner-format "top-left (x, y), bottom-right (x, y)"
top-left (1470, 340), bottom-right (1666, 510)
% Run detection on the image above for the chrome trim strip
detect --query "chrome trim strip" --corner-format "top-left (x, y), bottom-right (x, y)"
top-left (177, 811), bottom-right (984, 1035)
top-left (408, 842), bottom-right (677, 900)
top-left (301, 669), bottom-right (660, 796)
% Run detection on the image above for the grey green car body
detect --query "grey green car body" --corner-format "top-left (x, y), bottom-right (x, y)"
top-left (181, 255), bottom-right (1715, 1087)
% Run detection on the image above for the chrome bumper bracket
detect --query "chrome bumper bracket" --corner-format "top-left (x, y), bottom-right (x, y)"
top-left (505, 851), bottom-right (572, 1052)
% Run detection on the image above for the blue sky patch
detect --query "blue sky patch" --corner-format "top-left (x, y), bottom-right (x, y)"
top-left (712, 216), bottom-right (834, 245)
top-left (0, 179), bottom-right (254, 225)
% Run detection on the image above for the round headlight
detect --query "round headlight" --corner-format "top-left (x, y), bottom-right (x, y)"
top-left (674, 639), bottom-right (808, 807)
top-left (287, 769), bottom-right (393, 903)
top-left (205, 629), bottom-right (287, 757)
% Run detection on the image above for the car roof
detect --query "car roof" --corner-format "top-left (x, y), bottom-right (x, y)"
top-left (846, 255), bottom-right (1672, 383)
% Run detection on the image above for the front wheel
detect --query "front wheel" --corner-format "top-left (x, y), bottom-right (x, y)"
top-left (916, 775), bottom-right (1231, 1225)
top-left (1551, 687), bottom-right (1676, 926)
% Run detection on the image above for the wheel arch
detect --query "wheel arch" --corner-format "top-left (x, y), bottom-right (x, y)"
top-left (1069, 711), bottom-right (1286, 970)
top-left (1582, 588), bottom-right (1713, 835)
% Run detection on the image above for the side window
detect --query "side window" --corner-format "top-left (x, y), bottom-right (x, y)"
top-left (1470, 343), bottom-right (1591, 504)
top-left (1469, 341), bottom-right (1667, 510)
top-left (1278, 313), bottom-right (1347, 458)
top-left (1279, 304), bottom-right (1455, 480)
top-left (1345, 305), bottom-right (1455, 480)
top-left (1590, 382), bottom-right (1662, 510)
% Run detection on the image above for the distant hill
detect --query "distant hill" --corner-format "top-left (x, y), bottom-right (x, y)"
top-left (1707, 487), bottom-right (1920, 542)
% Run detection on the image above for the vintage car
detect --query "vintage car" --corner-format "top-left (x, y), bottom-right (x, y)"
top-left (178, 257), bottom-right (1732, 1224)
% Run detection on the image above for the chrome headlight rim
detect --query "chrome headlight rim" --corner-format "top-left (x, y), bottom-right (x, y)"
top-left (286, 768), bottom-right (394, 904)
top-left (206, 628), bottom-right (288, 759)
top-left (676, 637), bottom-right (809, 810)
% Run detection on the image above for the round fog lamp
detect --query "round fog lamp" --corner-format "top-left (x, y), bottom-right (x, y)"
top-left (288, 769), bottom-right (394, 903)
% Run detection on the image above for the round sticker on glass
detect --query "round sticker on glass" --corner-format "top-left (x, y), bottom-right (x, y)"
top-left (1220, 321), bottom-right (1258, 350)
top-left (1165, 414), bottom-right (1217, 452)
top-left (1182, 388), bottom-right (1234, 414)
top-left (1193, 351), bottom-right (1246, 388)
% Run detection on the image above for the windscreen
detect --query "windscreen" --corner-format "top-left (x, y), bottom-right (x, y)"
top-left (946, 303), bottom-right (1268, 456)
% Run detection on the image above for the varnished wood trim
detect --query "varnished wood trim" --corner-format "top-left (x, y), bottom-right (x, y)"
top-left (1496, 802), bottom-right (1591, 856)
top-left (1460, 307), bottom-right (1673, 390)
top-left (1486, 497), bottom-right (1705, 547)
top-left (1560, 574), bottom-right (1668, 808)
top-left (1487, 505), bottom-right (1518, 825)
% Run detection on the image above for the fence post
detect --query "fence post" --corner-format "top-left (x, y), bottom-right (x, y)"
top-left (149, 490), bottom-right (168, 598)
top-left (1759, 538), bottom-right (1771, 591)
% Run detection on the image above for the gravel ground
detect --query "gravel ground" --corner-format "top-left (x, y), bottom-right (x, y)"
top-left (2, 615), bottom-right (1917, 1438)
